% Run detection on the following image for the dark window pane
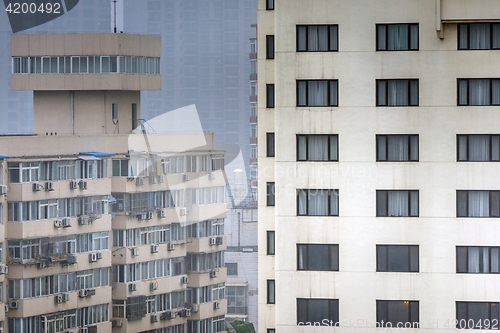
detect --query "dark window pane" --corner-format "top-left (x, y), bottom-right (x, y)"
top-left (267, 231), bottom-right (275, 255)
top-left (267, 182), bottom-right (275, 206)
top-left (266, 84), bottom-right (275, 108)
top-left (457, 247), bottom-right (468, 273)
top-left (388, 245), bottom-right (409, 272)
top-left (267, 133), bottom-right (275, 157)
top-left (377, 246), bottom-right (387, 271)
top-left (376, 191), bottom-right (388, 216)
top-left (266, 35), bottom-right (275, 59)
top-left (457, 191), bottom-right (468, 217)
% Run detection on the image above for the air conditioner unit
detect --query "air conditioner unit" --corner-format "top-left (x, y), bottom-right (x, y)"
top-left (178, 309), bottom-right (191, 317)
top-left (179, 275), bottom-right (188, 284)
top-left (78, 290), bottom-right (88, 298)
top-left (79, 180), bottom-right (87, 190)
top-left (167, 243), bottom-right (175, 251)
top-left (213, 301), bottom-right (220, 310)
top-left (0, 264), bottom-right (8, 274)
top-left (147, 211), bottom-right (154, 220)
top-left (96, 252), bottom-right (102, 260)
top-left (151, 244), bottom-right (158, 253)
top-left (210, 270), bottom-right (218, 278)
top-left (9, 299), bottom-right (19, 309)
top-left (149, 175), bottom-right (157, 184)
top-left (61, 217), bottom-right (71, 227)
top-left (187, 303), bottom-right (199, 313)
top-left (137, 212), bottom-right (147, 220)
top-left (150, 281), bottom-right (158, 291)
top-left (32, 183), bottom-right (42, 191)
top-left (89, 253), bottom-right (98, 262)
top-left (0, 185), bottom-right (7, 195)
top-left (86, 289), bottom-right (96, 296)
top-left (66, 254), bottom-right (78, 264)
top-left (78, 215), bottom-right (88, 225)
top-left (37, 262), bottom-right (47, 269)
top-left (160, 311), bottom-right (176, 320)
top-left (136, 177), bottom-right (144, 186)
top-left (129, 283), bottom-right (137, 292)
top-left (70, 180), bottom-right (78, 189)
top-left (4, 303), bottom-right (8, 313)
top-left (209, 237), bottom-right (216, 246)
top-left (150, 314), bottom-right (158, 323)
top-left (131, 248), bottom-right (139, 256)
top-left (209, 172), bottom-right (215, 180)
top-left (62, 293), bottom-right (70, 302)
top-left (111, 320), bottom-right (123, 327)
top-left (179, 207), bottom-right (187, 216)
top-left (79, 328), bottom-right (88, 333)
top-left (215, 236), bottom-right (223, 245)
top-left (158, 209), bottom-right (166, 218)
top-left (54, 219), bottom-right (62, 228)
top-left (158, 175), bottom-right (164, 183)
top-left (45, 181), bottom-right (54, 191)
top-left (55, 294), bottom-right (63, 304)
top-left (182, 174), bottom-right (189, 182)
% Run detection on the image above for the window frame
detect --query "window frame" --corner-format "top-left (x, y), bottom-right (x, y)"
top-left (457, 78), bottom-right (500, 106)
top-left (267, 231), bottom-right (275, 255)
top-left (296, 189), bottom-right (339, 216)
top-left (267, 133), bottom-right (275, 157)
top-left (296, 80), bottom-right (339, 107)
top-left (376, 79), bottom-right (419, 107)
top-left (266, 0), bottom-right (274, 10)
top-left (376, 23), bottom-right (419, 51)
top-left (267, 280), bottom-right (275, 304)
top-left (456, 190), bottom-right (500, 218)
top-left (297, 244), bottom-right (339, 271)
top-left (296, 134), bottom-right (339, 162)
top-left (456, 301), bottom-right (500, 329)
top-left (376, 300), bottom-right (420, 328)
top-left (296, 25), bottom-right (339, 52)
top-left (266, 35), bottom-right (275, 59)
top-left (376, 245), bottom-right (419, 273)
top-left (457, 134), bottom-right (500, 162)
top-left (457, 23), bottom-right (500, 50)
top-left (376, 190), bottom-right (419, 217)
top-left (266, 182), bottom-right (275, 207)
top-left (376, 134), bottom-right (419, 162)
top-left (266, 84), bottom-right (275, 108)
top-left (456, 246), bottom-right (500, 274)
top-left (297, 298), bottom-right (339, 325)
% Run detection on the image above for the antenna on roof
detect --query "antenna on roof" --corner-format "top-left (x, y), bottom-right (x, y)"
top-left (112, 0), bottom-right (118, 33)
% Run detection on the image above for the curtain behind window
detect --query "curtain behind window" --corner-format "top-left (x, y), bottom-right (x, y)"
top-left (388, 136), bottom-right (409, 161)
top-left (468, 191), bottom-right (489, 217)
top-left (388, 80), bottom-right (409, 106)
top-left (469, 79), bottom-right (490, 105)
top-left (308, 136), bottom-right (328, 160)
top-left (308, 81), bottom-right (328, 106)
top-left (469, 23), bottom-right (490, 49)
top-left (308, 190), bottom-right (329, 215)
top-left (388, 191), bottom-right (408, 216)
top-left (387, 24), bottom-right (408, 50)
top-left (469, 135), bottom-right (490, 161)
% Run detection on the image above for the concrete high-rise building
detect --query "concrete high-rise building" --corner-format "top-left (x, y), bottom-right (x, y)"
top-left (258, 0), bottom-right (500, 332)
top-left (2, 32), bottom-right (228, 333)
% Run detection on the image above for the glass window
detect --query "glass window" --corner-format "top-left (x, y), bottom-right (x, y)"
top-left (297, 135), bottom-right (338, 161)
top-left (377, 24), bottom-right (419, 51)
top-left (377, 79), bottom-right (419, 106)
top-left (377, 245), bottom-right (419, 272)
top-left (377, 300), bottom-right (419, 328)
top-left (297, 189), bottom-right (339, 216)
top-left (297, 80), bottom-right (338, 107)
top-left (458, 23), bottom-right (500, 50)
top-left (297, 299), bottom-right (339, 325)
top-left (376, 190), bottom-right (419, 217)
top-left (267, 133), bottom-right (275, 157)
top-left (297, 25), bottom-right (338, 51)
top-left (377, 135), bottom-right (419, 161)
top-left (456, 302), bottom-right (500, 329)
top-left (266, 35), bottom-right (275, 59)
top-left (266, 84), bottom-right (275, 108)
top-left (297, 244), bottom-right (339, 271)
top-left (267, 280), bottom-right (275, 304)
top-left (267, 231), bottom-right (275, 255)
top-left (457, 134), bottom-right (500, 162)
top-left (226, 263), bottom-right (237, 276)
top-left (458, 79), bottom-right (500, 106)
top-left (266, 182), bottom-right (275, 206)
top-left (457, 190), bottom-right (500, 217)
top-left (457, 246), bottom-right (500, 273)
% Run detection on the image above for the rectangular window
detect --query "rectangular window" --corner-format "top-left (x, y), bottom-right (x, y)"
top-left (225, 263), bottom-right (238, 276)
top-left (377, 245), bottom-right (419, 272)
top-left (267, 280), bottom-right (275, 304)
top-left (457, 79), bottom-right (500, 106)
top-left (266, 35), bottom-right (275, 59)
top-left (297, 244), bottom-right (339, 271)
top-left (266, 182), bottom-right (275, 206)
top-left (376, 190), bottom-right (419, 217)
top-left (266, 84), bottom-right (275, 108)
top-left (297, 134), bottom-right (338, 161)
top-left (376, 24), bottom-right (419, 51)
top-left (297, 80), bottom-right (338, 107)
top-left (266, 0), bottom-right (274, 10)
top-left (377, 79), bottom-right (419, 106)
top-left (297, 189), bottom-right (339, 216)
top-left (297, 25), bottom-right (338, 52)
top-left (458, 23), bottom-right (500, 50)
top-left (456, 302), bottom-right (500, 329)
top-left (457, 135), bottom-right (500, 161)
top-left (457, 246), bottom-right (500, 273)
top-left (267, 231), bottom-right (275, 255)
top-left (267, 133), bottom-right (275, 157)
top-left (227, 286), bottom-right (247, 315)
top-left (377, 300), bottom-right (419, 328)
top-left (457, 190), bottom-right (500, 217)
top-left (267, 330), bottom-right (275, 333)
top-left (297, 299), bottom-right (339, 325)
top-left (377, 135), bottom-right (419, 161)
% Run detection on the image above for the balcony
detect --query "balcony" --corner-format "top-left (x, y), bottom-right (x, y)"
top-left (187, 267), bottom-right (227, 287)
top-left (188, 299), bottom-right (227, 321)
top-left (186, 236), bottom-right (227, 254)
top-left (111, 242), bottom-right (186, 265)
top-left (112, 207), bottom-right (186, 229)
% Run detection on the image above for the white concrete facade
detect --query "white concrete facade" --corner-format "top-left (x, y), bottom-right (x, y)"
top-left (258, 1), bottom-right (500, 332)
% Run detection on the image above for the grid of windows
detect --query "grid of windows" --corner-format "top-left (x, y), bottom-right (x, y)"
top-left (297, 25), bottom-right (338, 52)
top-left (376, 24), bottom-right (419, 51)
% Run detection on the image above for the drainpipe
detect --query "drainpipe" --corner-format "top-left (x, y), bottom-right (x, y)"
top-left (70, 91), bottom-right (75, 134)
top-left (436, 0), bottom-right (444, 39)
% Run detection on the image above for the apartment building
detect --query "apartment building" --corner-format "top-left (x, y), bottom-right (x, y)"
top-left (1, 32), bottom-right (227, 333)
top-left (258, 0), bottom-right (500, 332)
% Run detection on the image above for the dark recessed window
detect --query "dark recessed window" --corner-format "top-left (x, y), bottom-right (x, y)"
top-left (297, 189), bottom-right (339, 216)
top-left (226, 263), bottom-right (238, 276)
top-left (457, 246), bottom-right (500, 273)
top-left (457, 79), bottom-right (500, 106)
top-left (376, 24), bottom-right (419, 51)
top-left (297, 80), bottom-right (338, 107)
top-left (376, 190), bottom-right (419, 217)
top-left (377, 245), bottom-right (419, 272)
top-left (267, 231), bottom-right (275, 255)
top-left (297, 299), bottom-right (339, 325)
top-left (458, 23), bottom-right (500, 50)
top-left (376, 300), bottom-right (419, 328)
top-left (377, 135), bottom-right (419, 162)
top-left (297, 25), bottom-right (338, 52)
top-left (377, 79), bottom-right (419, 106)
top-left (266, 84), bottom-right (275, 108)
top-left (267, 280), bottom-right (275, 304)
top-left (458, 135), bottom-right (500, 161)
top-left (267, 182), bottom-right (275, 206)
top-left (267, 330), bottom-right (275, 333)
top-left (297, 244), bottom-right (339, 271)
top-left (267, 133), bottom-right (275, 157)
top-left (266, 35), bottom-right (275, 59)
top-left (457, 190), bottom-right (500, 217)
top-left (266, 0), bottom-right (274, 10)
top-left (297, 134), bottom-right (338, 161)
top-left (456, 302), bottom-right (500, 329)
